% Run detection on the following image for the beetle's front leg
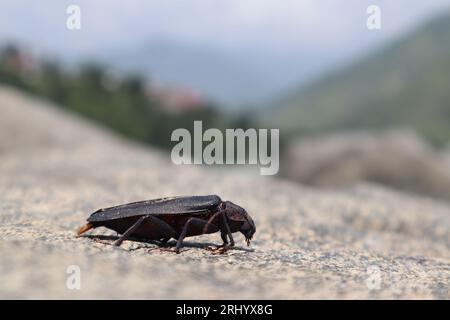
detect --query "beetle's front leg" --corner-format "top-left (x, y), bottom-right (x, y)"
top-left (205, 218), bottom-right (235, 254)
top-left (221, 213), bottom-right (235, 247)
top-left (205, 231), bottom-right (232, 253)
top-left (221, 231), bottom-right (229, 246)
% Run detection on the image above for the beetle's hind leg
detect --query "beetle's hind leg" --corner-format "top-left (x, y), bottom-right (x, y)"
top-left (113, 215), bottom-right (176, 247)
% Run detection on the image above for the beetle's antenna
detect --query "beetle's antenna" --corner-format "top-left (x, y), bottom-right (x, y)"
top-left (76, 223), bottom-right (93, 236)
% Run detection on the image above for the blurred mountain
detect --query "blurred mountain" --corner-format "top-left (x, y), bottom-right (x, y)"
top-left (104, 39), bottom-right (279, 108)
top-left (267, 13), bottom-right (450, 146)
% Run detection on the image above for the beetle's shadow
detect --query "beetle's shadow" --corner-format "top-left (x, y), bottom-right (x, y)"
top-left (80, 235), bottom-right (254, 253)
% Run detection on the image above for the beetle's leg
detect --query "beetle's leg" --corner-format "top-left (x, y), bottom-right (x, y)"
top-left (205, 213), bottom-right (235, 254)
top-left (203, 211), bottom-right (235, 253)
top-left (220, 212), bottom-right (235, 247)
top-left (175, 218), bottom-right (219, 253)
top-left (203, 210), bottom-right (234, 245)
top-left (202, 211), bottom-right (222, 234)
top-left (113, 216), bottom-right (146, 246)
top-left (221, 231), bottom-right (229, 245)
top-left (204, 231), bottom-right (229, 252)
top-left (113, 215), bottom-right (175, 247)
top-left (207, 232), bottom-right (228, 248)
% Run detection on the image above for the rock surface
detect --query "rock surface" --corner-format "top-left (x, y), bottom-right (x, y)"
top-left (283, 130), bottom-right (450, 201)
top-left (0, 86), bottom-right (449, 299)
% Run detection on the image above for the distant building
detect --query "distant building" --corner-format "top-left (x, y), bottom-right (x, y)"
top-left (146, 83), bottom-right (207, 113)
top-left (1, 45), bottom-right (37, 75)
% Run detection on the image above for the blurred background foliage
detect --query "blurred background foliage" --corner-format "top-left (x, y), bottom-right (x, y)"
top-left (0, 45), bottom-right (249, 150)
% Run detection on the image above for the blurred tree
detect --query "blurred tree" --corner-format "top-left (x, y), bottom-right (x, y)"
top-left (0, 46), bottom-right (255, 152)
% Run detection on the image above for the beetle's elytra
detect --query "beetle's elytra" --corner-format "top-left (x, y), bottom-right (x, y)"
top-left (77, 195), bottom-right (256, 253)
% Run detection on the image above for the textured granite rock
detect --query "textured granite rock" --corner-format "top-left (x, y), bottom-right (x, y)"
top-left (283, 130), bottom-right (450, 201)
top-left (0, 86), bottom-right (449, 299)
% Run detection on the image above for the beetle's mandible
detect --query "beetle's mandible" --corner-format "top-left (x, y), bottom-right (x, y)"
top-left (76, 195), bottom-right (256, 253)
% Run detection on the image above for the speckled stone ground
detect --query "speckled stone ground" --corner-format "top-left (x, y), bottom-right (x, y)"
top-left (0, 86), bottom-right (449, 299)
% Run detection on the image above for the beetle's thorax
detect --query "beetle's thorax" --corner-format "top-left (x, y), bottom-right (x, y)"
top-left (223, 201), bottom-right (245, 219)
top-left (219, 201), bottom-right (241, 232)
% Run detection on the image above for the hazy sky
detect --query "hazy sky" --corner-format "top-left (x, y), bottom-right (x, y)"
top-left (1, 0), bottom-right (450, 106)
top-left (1, 0), bottom-right (450, 59)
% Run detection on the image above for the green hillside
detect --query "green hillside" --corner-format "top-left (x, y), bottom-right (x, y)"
top-left (0, 47), bottom-right (241, 151)
top-left (268, 13), bottom-right (450, 146)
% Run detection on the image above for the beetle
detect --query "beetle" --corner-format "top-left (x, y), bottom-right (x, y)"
top-left (76, 195), bottom-right (255, 253)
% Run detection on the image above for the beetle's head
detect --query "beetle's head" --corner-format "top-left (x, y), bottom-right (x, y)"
top-left (224, 201), bottom-right (256, 246)
top-left (241, 213), bottom-right (256, 246)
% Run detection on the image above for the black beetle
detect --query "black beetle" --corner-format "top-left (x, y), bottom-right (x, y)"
top-left (77, 195), bottom-right (256, 253)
